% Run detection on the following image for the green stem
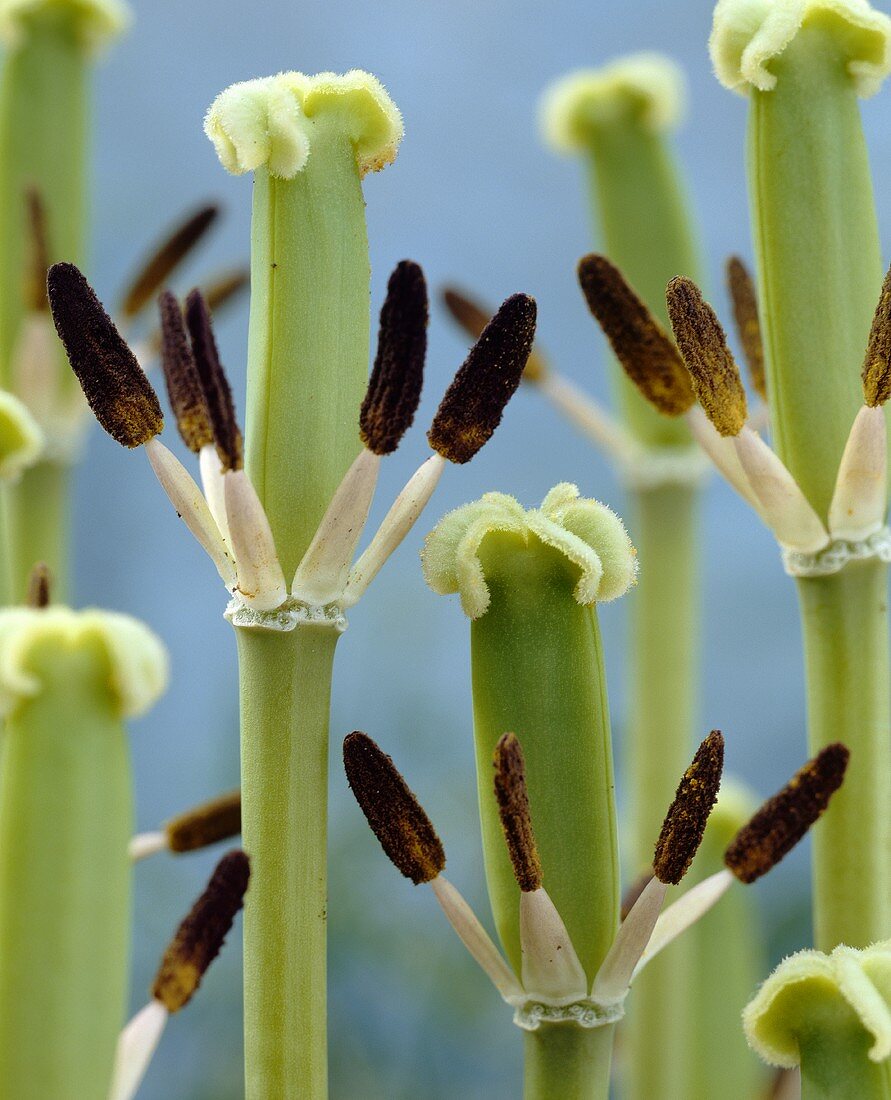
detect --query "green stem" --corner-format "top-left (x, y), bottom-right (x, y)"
top-left (523, 1025), bottom-right (614, 1100)
top-left (0, 637), bottom-right (131, 1100)
top-left (799, 1017), bottom-right (891, 1100)
top-left (2, 461), bottom-right (70, 602)
top-left (797, 560), bottom-right (891, 950)
top-left (236, 622), bottom-right (339, 1100)
top-left (471, 532), bottom-right (619, 981)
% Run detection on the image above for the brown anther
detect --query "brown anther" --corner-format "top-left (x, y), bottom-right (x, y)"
top-left (158, 291), bottom-right (213, 454)
top-left (862, 263), bottom-right (891, 408)
top-left (25, 562), bottom-right (51, 609)
top-left (47, 263), bottom-right (163, 448)
top-left (653, 731), bottom-right (724, 885)
top-left (428, 293), bottom-right (536, 463)
top-left (724, 743), bottom-right (850, 884)
top-left (442, 286), bottom-right (548, 383)
top-left (493, 732), bottom-right (542, 892)
top-left (666, 276), bottom-right (748, 437)
top-left (121, 205), bottom-right (219, 319)
top-left (360, 260), bottom-right (427, 455)
top-left (164, 790), bottom-right (241, 853)
top-left (726, 256), bottom-right (766, 402)
top-left (24, 189), bottom-right (50, 313)
top-left (203, 267), bottom-right (250, 316)
top-left (184, 289), bottom-right (243, 471)
top-left (343, 732), bottom-right (445, 884)
top-left (151, 849), bottom-right (249, 1013)
top-left (577, 254), bottom-right (695, 416)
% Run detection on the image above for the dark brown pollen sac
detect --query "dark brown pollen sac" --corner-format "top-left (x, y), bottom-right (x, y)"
top-left (442, 286), bottom-right (548, 383)
top-left (724, 743), bottom-right (850, 884)
top-left (666, 276), bottom-right (748, 437)
top-left (25, 562), bottom-right (51, 609)
top-left (360, 259), bottom-right (428, 455)
top-left (158, 291), bottom-right (214, 454)
top-left (47, 262), bottom-right (163, 448)
top-left (120, 204), bottom-right (219, 320)
top-left (151, 849), bottom-right (250, 1013)
top-left (862, 263), bottom-right (891, 408)
top-left (164, 790), bottom-right (241, 853)
top-left (428, 293), bottom-right (536, 463)
top-left (577, 253), bottom-right (695, 417)
top-left (726, 256), bottom-right (767, 402)
top-left (342, 732), bottom-right (445, 885)
top-left (184, 289), bottom-right (243, 471)
top-left (24, 188), bottom-right (50, 313)
top-left (653, 731), bottom-right (724, 885)
top-left (493, 732), bottom-right (542, 893)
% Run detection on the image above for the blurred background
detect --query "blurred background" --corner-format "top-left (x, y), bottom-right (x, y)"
top-left (68, 0), bottom-right (891, 1095)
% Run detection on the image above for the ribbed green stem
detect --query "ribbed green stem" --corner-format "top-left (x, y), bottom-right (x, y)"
top-left (0, 637), bottom-right (131, 1100)
top-left (245, 136), bottom-right (368, 581)
top-left (523, 1025), bottom-right (613, 1100)
top-left (748, 20), bottom-right (883, 519)
top-left (236, 623), bottom-right (339, 1100)
top-left (797, 561), bottom-right (891, 950)
top-left (3, 461), bottom-right (70, 602)
top-left (0, 9), bottom-right (89, 601)
top-left (471, 532), bottom-right (619, 982)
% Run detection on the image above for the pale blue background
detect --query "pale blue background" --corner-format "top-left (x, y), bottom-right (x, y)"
top-left (61, 0), bottom-right (891, 1095)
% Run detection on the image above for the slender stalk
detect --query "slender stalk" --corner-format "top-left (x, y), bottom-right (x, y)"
top-left (797, 561), bottom-right (891, 950)
top-left (523, 1025), bottom-right (614, 1100)
top-left (0, 637), bottom-right (131, 1099)
top-left (0, 6), bottom-right (91, 599)
top-left (799, 1024), bottom-right (891, 1100)
top-left (236, 622), bottom-right (339, 1100)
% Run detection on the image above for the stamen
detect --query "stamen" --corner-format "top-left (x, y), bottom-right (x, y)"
top-left (223, 470), bottom-right (287, 609)
top-left (342, 731), bottom-right (445, 884)
top-left (726, 256), bottom-right (766, 401)
top-left (151, 849), bottom-right (250, 1013)
top-left (47, 262), bottom-right (163, 448)
top-left (158, 291), bottom-right (213, 454)
top-left (724, 743), bottom-right (850, 883)
top-left (203, 268), bottom-right (250, 316)
top-left (25, 562), bottom-right (51, 609)
top-left (428, 293), bottom-right (536, 463)
top-left (24, 189), bottom-right (49, 313)
top-left (120, 204), bottom-right (219, 319)
top-left (165, 790), bottom-right (241, 853)
top-left (653, 730), bottom-right (724, 885)
top-left (621, 870), bottom-right (654, 921)
top-left (360, 260), bottom-right (427, 455)
top-left (577, 254), bottom-right (694, 417)
top-left (666, 275), bottom-right (748, 436)
top-left (862, 263), bottom-right (891, 408)
top-left (442, 286), bottom-right (548, 381)
top-left (184, 289), bottom-right (243, 471)
top-left (493, 732), bottom-right (542, 892)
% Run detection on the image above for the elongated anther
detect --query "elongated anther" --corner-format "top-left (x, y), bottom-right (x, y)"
top-left (442, 286), bottom-right (549, 382)
top-left (428, 294), bottom-right (536, 463)
top-left (158, 291), bottom-right (213, 454)
top-left (726, 256), bottom-right (766, 401)
top-left (343, 732), bottom-right (445, 884)
top-left (577, 254), bottom-right (694, 417)
top-left (203, 268), bottom-right (250, 316)
top-left (121, 205), bottom-right (219, 319)
top-left (360, 260), bottom-right (427, 455)
top-left (47, 263), bottom-right (163, 447)
top-left (165, 790), bottom-right (241, 853)
top-left (863, 263), bottom-right (891, 408)
top-left (733, 428), bottom-right (830, 553)
top-left (184, 289), bottom-right (243, 471)
top-left (653, 730), bottom-right (724, 885)
top-left (724, 744), bottom-right (850, 884)
top-left (828, 405), bottom-right (888, 540)
top-left (152, 850), bottom-right (250, 1012)
top-left (666, 275), bottom-right (748, 436)
top-left (224, 470), bottom-right (287, 609)
top-left (493, 733), bottom-right (542, 892)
